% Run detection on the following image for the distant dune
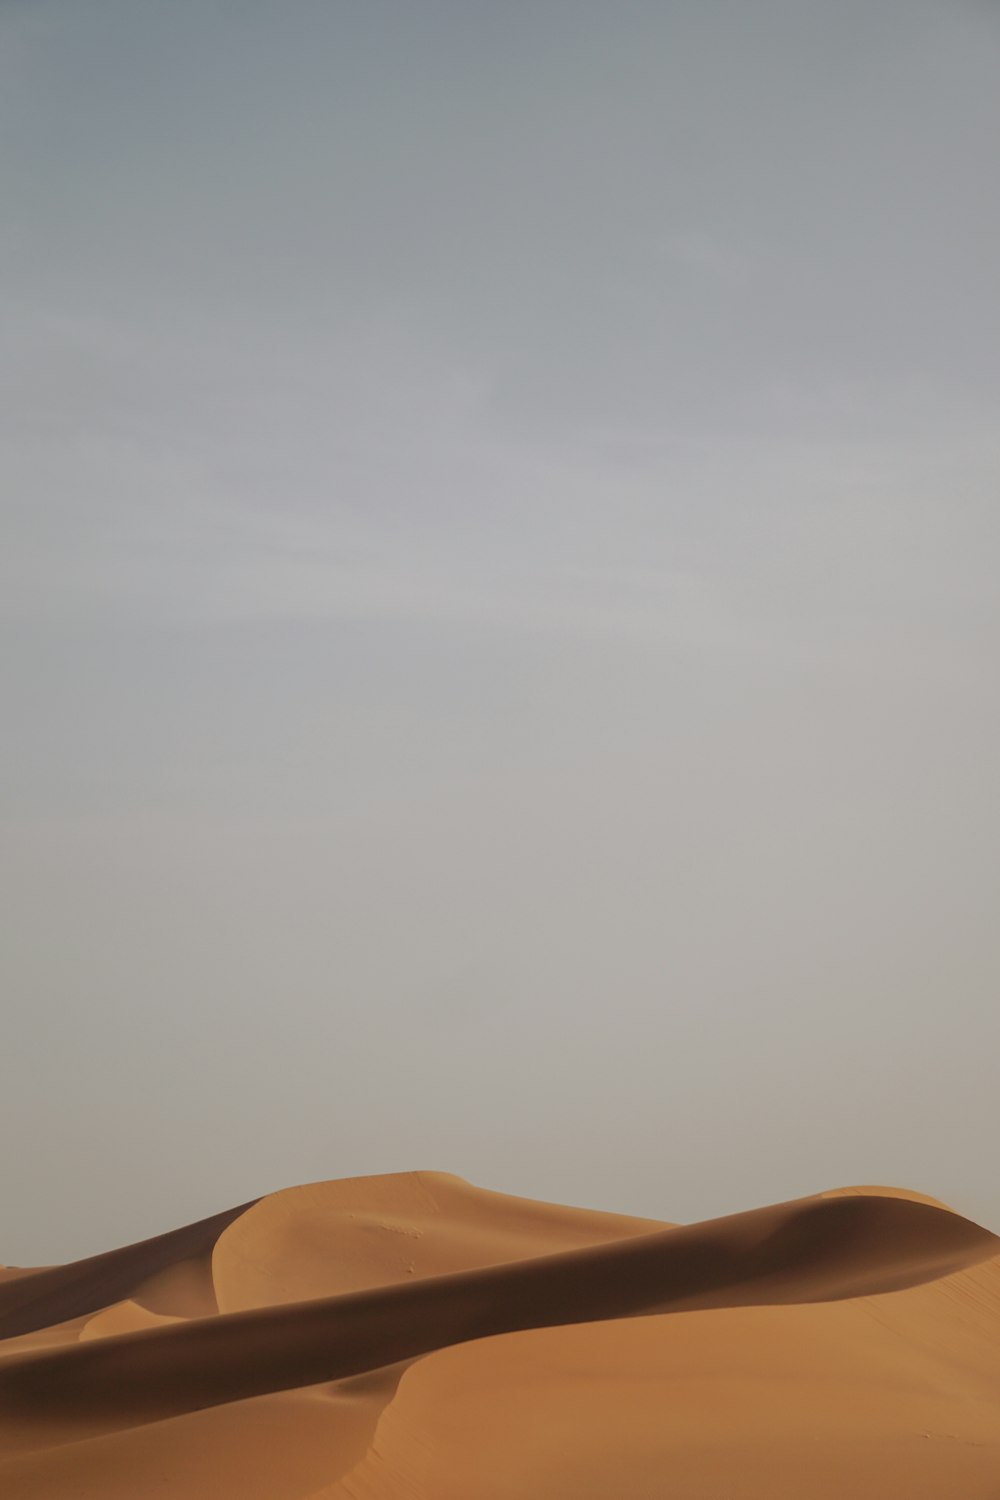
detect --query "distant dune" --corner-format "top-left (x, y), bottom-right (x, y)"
top-left (2, 1173), bottom-right (999, 1497)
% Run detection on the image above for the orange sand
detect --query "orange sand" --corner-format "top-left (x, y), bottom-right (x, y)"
top-left (2, 1173), bottom-right (999, 1497)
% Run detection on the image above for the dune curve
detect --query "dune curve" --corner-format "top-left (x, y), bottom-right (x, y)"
top-left (0, 1189), bottom-right (995, 1455)
top-left (0, 1200), bottom-right (256, 1341)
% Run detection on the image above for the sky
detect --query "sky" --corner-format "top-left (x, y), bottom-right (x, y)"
top-left (2, 0), bottom-right (999, 1262)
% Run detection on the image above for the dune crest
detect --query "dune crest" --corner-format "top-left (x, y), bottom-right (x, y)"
top-left (2, 1173), bottom-right (999, 1499)
top-left (0, 1201), bottom-right (255, 1342)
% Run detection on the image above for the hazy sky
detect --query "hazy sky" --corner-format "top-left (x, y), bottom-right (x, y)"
top-left (2, 0), bottom-right (999, 1262)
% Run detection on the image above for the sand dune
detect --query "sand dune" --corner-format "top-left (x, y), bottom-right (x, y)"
top-left (2, 1173), bottom-right (999, 1497)
top-left (0, 1200), bottom-right (254, 1340)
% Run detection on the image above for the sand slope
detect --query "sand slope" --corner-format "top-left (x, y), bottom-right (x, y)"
top-left (1, 1173), bottom-right (999, 1498)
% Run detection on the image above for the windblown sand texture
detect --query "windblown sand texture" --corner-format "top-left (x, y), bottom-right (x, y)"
top-left (2, 1173), bottom-right (999, 1497)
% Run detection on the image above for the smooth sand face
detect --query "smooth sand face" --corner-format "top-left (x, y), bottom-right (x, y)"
top-left (1, 1174), bottom-right (999, 1498)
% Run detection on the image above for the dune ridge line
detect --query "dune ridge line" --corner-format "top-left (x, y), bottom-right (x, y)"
top-left (1, 1188), bottom-right (995, 1451)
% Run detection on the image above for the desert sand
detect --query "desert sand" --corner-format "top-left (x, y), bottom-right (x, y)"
top-left (1, 1172), bottom-right (999, 1497)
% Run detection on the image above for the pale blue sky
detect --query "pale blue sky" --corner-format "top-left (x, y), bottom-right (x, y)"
top-left (2, 0), bottom-right (999, 1260)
